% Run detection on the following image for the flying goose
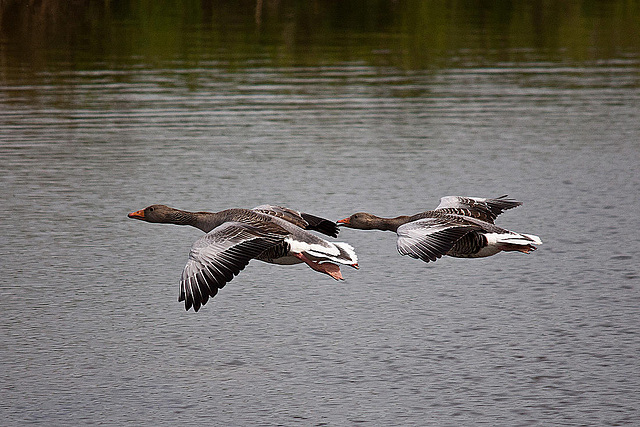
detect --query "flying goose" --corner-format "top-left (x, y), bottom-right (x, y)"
top-left (128, 204), bottom-right (358, 311)
top-left (336, 195), bottom-right (541, 263)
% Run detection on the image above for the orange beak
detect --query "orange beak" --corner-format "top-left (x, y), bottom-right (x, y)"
top-left (128, 209), bottom-right (145, 219)
top-left (336, 218), bottom-right (350, 225)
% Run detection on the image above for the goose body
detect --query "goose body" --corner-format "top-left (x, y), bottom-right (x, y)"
top-left (337, 195), bottom-right (541, 263)
top-left (128, 205), bottom-right (358, 311)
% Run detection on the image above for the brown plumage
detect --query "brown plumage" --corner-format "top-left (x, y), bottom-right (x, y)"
top-left (129, 204), bottom-right (358, 312)
top-left (337, 195), bottom-right (541, 263)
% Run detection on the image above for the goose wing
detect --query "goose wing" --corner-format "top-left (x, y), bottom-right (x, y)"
top-left (396, 218), bottom-right (481, 263)
top-left (434, 195), bottom-right (522, 224)
top-left (253, 205), bottom-right (339, 237)
top-left (180, 221), bottom-right (288, 312)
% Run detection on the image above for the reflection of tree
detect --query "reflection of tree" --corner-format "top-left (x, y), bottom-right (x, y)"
top-left (255, 0), bottom-right (263, 26)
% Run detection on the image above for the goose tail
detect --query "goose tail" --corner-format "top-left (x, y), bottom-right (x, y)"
top-left (485, 232), bottom-right (542, 254)
top-left (305, 241), bottom-right (359, 268)
top-left (520, 233), bottom-right (542, 245)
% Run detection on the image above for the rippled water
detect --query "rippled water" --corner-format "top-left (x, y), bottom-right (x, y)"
top-left (2, 3), bottom-right (640, 426)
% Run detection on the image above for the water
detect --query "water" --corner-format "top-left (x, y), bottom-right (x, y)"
top-left (1, 2), bottom-right (639, 425)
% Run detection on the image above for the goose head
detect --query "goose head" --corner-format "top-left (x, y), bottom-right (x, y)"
top-left (336, 212), bottom-right (383, 230)
top-left (128, 204), bottom-right (184, 224)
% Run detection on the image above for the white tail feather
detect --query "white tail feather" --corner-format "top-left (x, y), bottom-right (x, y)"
top-left (305, 241), bottom-right (358, 265)
top-left (486, 232), bottom-right (542, 246)
top-left (333, 242), bottom-right (359, 265)
top-left (521, 233), bottom-right (543, 245)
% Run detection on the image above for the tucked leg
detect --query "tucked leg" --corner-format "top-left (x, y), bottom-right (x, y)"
top-left (498, 243), bottom-right (537, 254)
top-left (293, 252), bottom-right (344, 280)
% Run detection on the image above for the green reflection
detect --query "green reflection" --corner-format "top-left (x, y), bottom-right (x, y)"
top-left (1, 0), bottom-right (639, 73)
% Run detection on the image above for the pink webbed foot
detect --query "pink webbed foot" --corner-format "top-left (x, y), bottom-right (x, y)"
top-left (293, 252), bottom-right (345, 281)
top-left (516, 244), bottom-right (537, 254)
top-left (498, 243), bottom-right (537, 254)
top-left (316, 262), bottom-right (344, 281)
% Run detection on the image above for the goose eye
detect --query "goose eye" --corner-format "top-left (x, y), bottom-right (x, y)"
top-left (148, 207), bottom-right (154, 212)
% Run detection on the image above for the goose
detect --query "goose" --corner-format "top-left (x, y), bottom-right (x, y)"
top-left (128, 204), bottom-right (358, 311)
top-left (336, 195), bottom-right (541, 263)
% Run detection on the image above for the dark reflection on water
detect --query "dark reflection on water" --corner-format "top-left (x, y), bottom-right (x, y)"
top-left (2, 0), bottom-right (640, 73)
top-left (1, 1), bottom-right (639, 426)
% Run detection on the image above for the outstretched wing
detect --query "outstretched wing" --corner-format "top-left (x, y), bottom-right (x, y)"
top-left (396, 218), bottom-right (480, 263)
top-left (253, 205), bottom-right (339, 237)
top-left (180, 221), bottom-right (287, 312)
top-left (434, 195), bottom-right (522, 224)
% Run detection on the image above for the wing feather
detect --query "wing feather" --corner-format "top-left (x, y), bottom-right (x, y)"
top-left (180, 221), bottom-right (286, 311)
top-left (253, 205), bottom-right (339, 237)
top-left (397, 218), bottom-right (480, 263)
top-left (435, 195), bottom-right (522, 224)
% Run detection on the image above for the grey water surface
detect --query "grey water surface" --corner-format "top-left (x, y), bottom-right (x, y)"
top-left (1, 2), bottom-right (639, 426)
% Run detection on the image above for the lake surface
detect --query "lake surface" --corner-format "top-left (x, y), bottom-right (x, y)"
top-left (1, 1), bottom-right (639, 425)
